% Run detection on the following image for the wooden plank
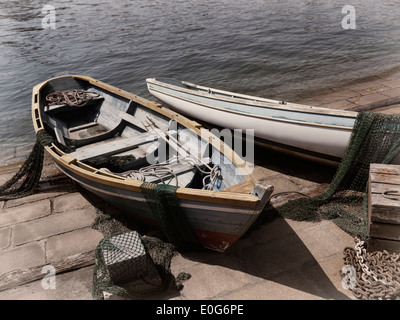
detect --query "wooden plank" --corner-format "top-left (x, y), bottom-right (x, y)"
top-left (369, 172), bottom-right (400, 185)
top-left (176, 188), bottom-right (258, 208)
top-left (68, 122), bottom-right (98, 133)
top-left (69, 132), bottom-right (158, 161)
top-left (370, 163), bottom-right (400, 175)
top-left (367, 238), bottom-right (400, 253)
top-left (54, 127), bottom-right (65, 145)
top-left (220, 180), bottom-right (254, 194)
top-left (370, 193), bottom-right (400, 225)
top-left (369, 222), bottom-right (400, 241)
top-left (119, 110), bottom-right (147, 131)
top-left (370, 182), bottom-right (400, 195)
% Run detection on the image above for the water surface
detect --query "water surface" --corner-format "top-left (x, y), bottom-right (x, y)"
top-left (0, 0), bottom-right (399, 163)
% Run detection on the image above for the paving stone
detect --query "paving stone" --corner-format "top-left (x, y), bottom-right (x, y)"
top-left (379, 86), bottom-right (400, 99)
top-left (46, 228), bottom-right (103, 262)
top-left (288, 220), bottom-right (354, 261)
top-left (302, 254), bottom-right (355, 300)
top-left (12, 207), bottom-right (97, 246)
top-left (0, 242), bottom-right (45, 276)
top-left (319, 99), bottom-right (357, 110)
top-left (0, 200), bottom-right (51, 228)
top-left (0, 265), bottom-right (94, 300)
top-left (350, 83), bottom-right (391, 95)
top-left (312, 90), bottom-right (359, 104)
top-left (5, 192), bottom-right (61, 208)
top-left (265, 174), bottom-right (302, 195)
top-left (236, 233), bottom-right (314, 281)
top-left (219, 271), bottom-right (324, 300)
top-left (348, 92), bottom-right (391, 105)
top-left (52, 192), bottom-right (93, 213)
top-left (176, 261), bottom-right (256, 300)
top-left (293, 97), bottom-right (323, 106)
top-left (376, 104), bottom-right (400, 115)
top-left (0, 227), bottom-right (11, 250)
top-left (384, 78), bottom-right (400, 88)
top-left (0, 170), bottom-right (17, 185)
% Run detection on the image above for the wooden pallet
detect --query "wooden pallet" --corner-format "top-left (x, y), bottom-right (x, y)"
top-left (368, 164), bottom-right (400, 253)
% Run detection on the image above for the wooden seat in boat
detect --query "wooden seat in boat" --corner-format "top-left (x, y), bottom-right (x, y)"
top-left (69, 131), bottom-right (159, 161)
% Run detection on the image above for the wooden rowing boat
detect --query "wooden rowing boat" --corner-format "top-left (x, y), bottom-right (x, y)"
top-left (146, 78), bottom-right (366, 165)
top-left (31, 75), bottom-right (273, 252)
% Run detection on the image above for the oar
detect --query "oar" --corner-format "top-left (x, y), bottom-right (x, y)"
top-left (145, 117), bottom-right (215, 173)
top-left (141, 119), bottom-right (190, 160)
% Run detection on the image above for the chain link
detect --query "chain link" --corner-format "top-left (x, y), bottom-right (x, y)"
top-left (341, 237), bottom-right (400, 300)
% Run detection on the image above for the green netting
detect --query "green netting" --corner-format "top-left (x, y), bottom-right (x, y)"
top-left (140, 182), bottom-right (203, 251)
top-left (92, 231), bottom-right (176, 300)
top-left (277, 111), bottom-right (400, 239)
top-left (0, 129), bottom-right (55, 201)
top-left (89, 200), bottom-right (193, 300)
top-left (85, 154), bottom-right (137, 173)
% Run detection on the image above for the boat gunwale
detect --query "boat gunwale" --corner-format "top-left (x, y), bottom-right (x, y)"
top-left (146, 77), bottom-right (357, 130)
top-left (31, 75), bottom-right (260, 208)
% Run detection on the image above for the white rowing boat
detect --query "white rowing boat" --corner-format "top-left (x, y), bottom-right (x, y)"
top-left (146, 78), bottom-right (362, 165)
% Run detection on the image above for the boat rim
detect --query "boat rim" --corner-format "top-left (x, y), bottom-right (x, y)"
top-left (146, 77), bottom-right (358, 125)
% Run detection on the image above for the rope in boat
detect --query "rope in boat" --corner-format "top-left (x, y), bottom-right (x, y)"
top-left (46, 89), bottom-right (100, 107)
top-left (100, 155), bottom-right (221, 190)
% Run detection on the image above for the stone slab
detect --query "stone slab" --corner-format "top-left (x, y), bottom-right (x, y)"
top-left (46, 228), bottom-right (103, 262)
top-left (12, 207), bottom-right (97, 246)
top-left (0, 227), bottom-right (11, 250)
top-left (348, 92), bottom-right (391, 105)
top-left (0, 265), bottom-right (94, 300)
top-left (0, 242), bottom-right (45, 276)
top-left (52, 192), bottom-right (93, 213)
top-left (0, 200), bottom-right (51, 228)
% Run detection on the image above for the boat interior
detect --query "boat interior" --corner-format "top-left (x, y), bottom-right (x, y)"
top-left (39, 77), bottom-right (247, 191)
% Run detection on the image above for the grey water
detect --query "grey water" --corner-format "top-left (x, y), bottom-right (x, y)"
top-left (1, 0), bottom-right (399, 164)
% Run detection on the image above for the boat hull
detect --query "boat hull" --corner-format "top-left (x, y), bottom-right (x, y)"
top-left (51, 148), bottom-right (265, 252)
top-left (146, 78), bottom-right (359, 165)
top-left (32, 75), bottom-right (273, 252)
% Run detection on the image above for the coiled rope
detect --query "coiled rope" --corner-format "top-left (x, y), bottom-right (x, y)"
top-left (46, 89), bottom-right (100, 107)
top-left (100, 155), bottom-right (221, 190)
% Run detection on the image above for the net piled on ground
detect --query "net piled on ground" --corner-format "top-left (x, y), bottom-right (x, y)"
top-left (276, 111), bottom-right (400, 300)
top-left (277, 112), bottom-right (400, 238)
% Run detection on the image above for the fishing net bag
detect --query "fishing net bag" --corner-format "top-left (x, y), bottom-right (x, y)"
top-left (92, 231), bottom-right (167, 300)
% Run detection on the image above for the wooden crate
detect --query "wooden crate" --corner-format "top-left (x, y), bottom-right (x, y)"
top-left (368, 164), bottom-right (400, 253)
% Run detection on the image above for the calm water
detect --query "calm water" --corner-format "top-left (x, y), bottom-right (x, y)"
top-left (1, 0), bottom-right (400, 164)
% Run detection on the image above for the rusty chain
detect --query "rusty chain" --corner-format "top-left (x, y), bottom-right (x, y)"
top-left (341, 238), bottom-right (400, 300)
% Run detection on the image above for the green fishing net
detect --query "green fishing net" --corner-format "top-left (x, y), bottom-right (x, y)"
top-left (140, 182), bottom-right (203, 251)
top-left (0, 130), bottom-right (54, 200)
top-left (276, 111), bottom-right (400, 239)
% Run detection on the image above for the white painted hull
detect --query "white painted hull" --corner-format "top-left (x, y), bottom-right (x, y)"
top-left (147, 78), bottom-right (358, 163)
top-left (146, 78), bottom-right (400, 165)
top-left (151, 89), bottom-right (351, 159)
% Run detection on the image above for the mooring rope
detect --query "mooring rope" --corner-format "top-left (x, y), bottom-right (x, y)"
top-left (46, 89), bottom-right (100, 107)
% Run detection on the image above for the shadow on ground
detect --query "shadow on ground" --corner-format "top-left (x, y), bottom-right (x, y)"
top-left (77, 146), bottom-right (349, 300)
